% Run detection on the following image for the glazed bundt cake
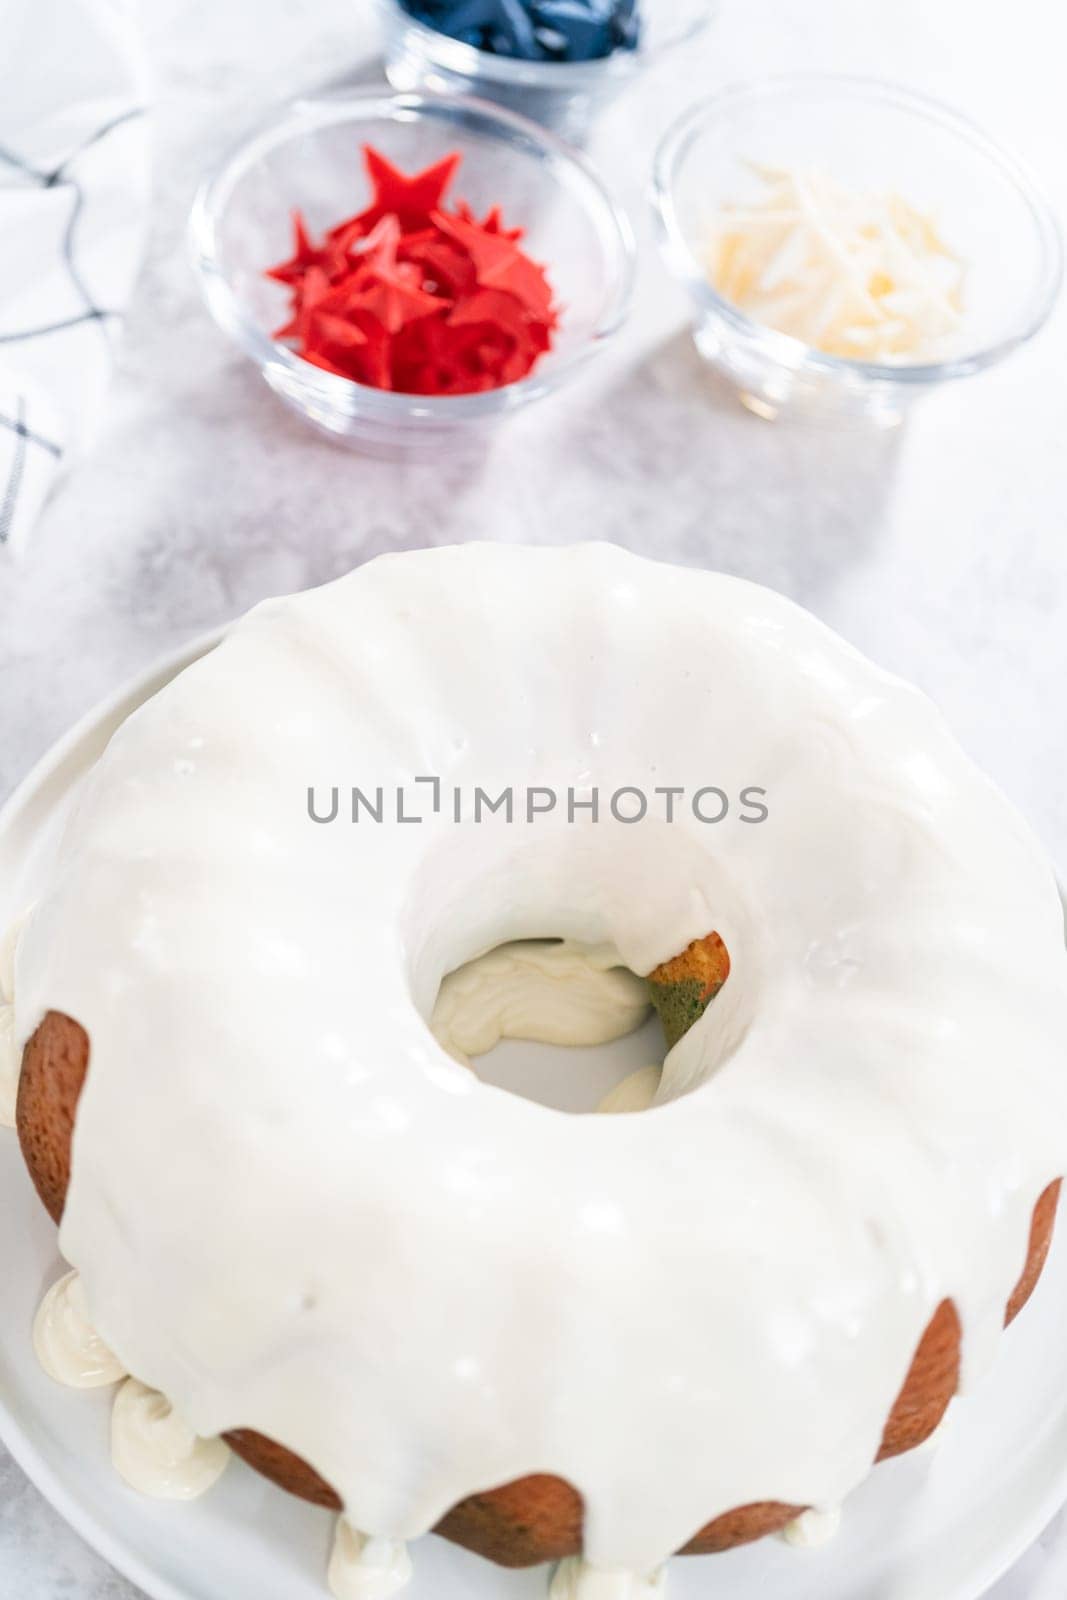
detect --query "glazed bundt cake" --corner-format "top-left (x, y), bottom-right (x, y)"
top-left (6, 543), bottom-right (1067, 1595)
top-left (15, 1006), bottom-right (1062, 1562)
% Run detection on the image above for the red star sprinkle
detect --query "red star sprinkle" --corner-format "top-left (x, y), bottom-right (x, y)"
top-left (432, 209), bottom-right (554, 319)
top-left (265, 211), bottom-right (321, 286)
top-left (353, 147), bottom-right (462, 233)
top-left (265, 145), bottom-right (558, 397)
top-left (271, 264), bottom-right (331, 341)
top-left (399, 233), bottom-right (477, 299)
top-left (310, 312), bottom-right (369, 352)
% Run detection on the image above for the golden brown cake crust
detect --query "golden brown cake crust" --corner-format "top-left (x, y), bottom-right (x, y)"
top-left (16, 1008), bottom-right (1062, 1568)
top-left (16, 1010), bottom-right (88, 1227)
top-left (647, 932), bottom-right (730, 1049)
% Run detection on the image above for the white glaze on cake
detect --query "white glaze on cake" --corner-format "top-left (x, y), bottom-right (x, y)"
top-left (914, 1404), bottom-right (953, 1456)
top-left (34, 1270), bottom-right (127, 1388)
top-left (12, 543), bottom-right (1067, 1573)
top-left (329, 1521), bottom-right (413, 1600)
top-left (111, 1379), bottom-right (230, 1500)
top-left (0, 910), bottom-right (25, 999)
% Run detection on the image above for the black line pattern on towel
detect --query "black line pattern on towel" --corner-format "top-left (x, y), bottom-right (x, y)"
top-left (51, 109), bottom-right (147, 344)
top-left (0, 396), bottom-right (30, 545)
top-left (0, 106), bottom-right (146, 349)
top-left (0, 107), bottom-right (147, 189)
top-left (0, 408), bottom-right (62, 458)
top-left (60, 185), bottom-right (100, 325)
top-left (0, 142), bottom-right (48, 182)
top-left (0, 309), bottom-right (117, 345)
top-left (0, 106), bottom-right (145, 540)
top-left (46, 106), bottom-right (146, 184)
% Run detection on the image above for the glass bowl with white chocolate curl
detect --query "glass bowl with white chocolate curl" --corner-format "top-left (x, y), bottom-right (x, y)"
top-left (653, 75), bottom-right (1062, 425)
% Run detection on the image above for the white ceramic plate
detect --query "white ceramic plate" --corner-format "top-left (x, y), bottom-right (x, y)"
top-left (2, 641), bottom-right (1067, 1600)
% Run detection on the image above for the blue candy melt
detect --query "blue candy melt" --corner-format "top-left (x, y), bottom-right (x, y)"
top-left (401, 0), bottom-right (640, 60)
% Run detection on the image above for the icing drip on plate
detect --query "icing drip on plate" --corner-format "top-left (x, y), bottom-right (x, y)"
top-left (111, 1379), bottom-right (230, 1500)
top-left (432, 939), bottom-right (649, 1068)
top-left (32, 1272), bottom-right (233, 1505)
top-left (34, 1271), bottom-right (127, 1388)
top-left (781, 1506), bottom-right (842, 1548)
top-left (0, 1003), bottom-right (16, 1129)
top-left (550, 1557), bottom-right (667, 1600)
top-left (329, 1520), bottom-right (413, 1600)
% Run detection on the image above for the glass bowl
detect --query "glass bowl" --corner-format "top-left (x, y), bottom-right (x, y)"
top-left (189, 90), bottom-right (635, 456)
top-left (653, 75), bottom-right (1063, 425)
top-left (376, 0), bottom-right (715, 145)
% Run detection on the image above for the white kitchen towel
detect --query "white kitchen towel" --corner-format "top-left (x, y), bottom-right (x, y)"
top-left (0, 0), bottom-right (149, 555)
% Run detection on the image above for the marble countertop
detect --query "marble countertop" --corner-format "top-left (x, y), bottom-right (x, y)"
top-left (2, 0), bottom-right (1066, 1593)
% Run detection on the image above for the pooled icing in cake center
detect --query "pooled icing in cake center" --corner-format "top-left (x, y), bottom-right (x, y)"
top-left (11, 544), bottom-right (1067, 1576)
top-left (432, 938), bottom-right (650, 1073)
top-left (596, 1065), bottom-right (661, 1115)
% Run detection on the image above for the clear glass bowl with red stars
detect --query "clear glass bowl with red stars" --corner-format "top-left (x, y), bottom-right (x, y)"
top-left (189, 90), bottom-right (635, 455)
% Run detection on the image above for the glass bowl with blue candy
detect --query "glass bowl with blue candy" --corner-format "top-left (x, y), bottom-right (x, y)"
top-left (375, 0), bottom-right (715, 144)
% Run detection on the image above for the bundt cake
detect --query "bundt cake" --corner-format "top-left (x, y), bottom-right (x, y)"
top-left (5, 543), bottom-right (1067, 1596)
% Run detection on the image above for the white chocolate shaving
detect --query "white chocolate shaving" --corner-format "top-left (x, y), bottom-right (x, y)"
top-left (708, 166), bottom-right (964, 362)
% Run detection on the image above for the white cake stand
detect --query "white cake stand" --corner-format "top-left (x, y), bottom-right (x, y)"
top-left (2, 640), bottom-right (1066, 1600)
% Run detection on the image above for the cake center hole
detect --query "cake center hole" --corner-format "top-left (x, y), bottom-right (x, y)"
top-left (429, 934), bottom-right (728, 1114)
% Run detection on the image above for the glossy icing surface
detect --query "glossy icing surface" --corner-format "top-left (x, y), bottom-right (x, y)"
top-left (12, 543), bottom-right (1067, 1572)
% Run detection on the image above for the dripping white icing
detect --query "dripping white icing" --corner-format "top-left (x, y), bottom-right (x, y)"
top-left (0, 908), bottom-right (29, 1128)
top-left (0, 909), bottom-right (27, 1001)
top-left (13, 544), bottom-right (1067, 1573)
top-left (782, 1506), bottom-right (841, 1548)
top-left (597, 1066), bottom-right (662, 1115)
top-left (34, 1271), bottom-right (127, 1388)
top-left (550, 1558), bottom-right (666, 1599)
top-left (432, 939), bottom-right (649, 1069)
top-left (111, 1379), bottom-right (230, 1500)
top-left (329, 1521), bottom-right (413, 1600)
